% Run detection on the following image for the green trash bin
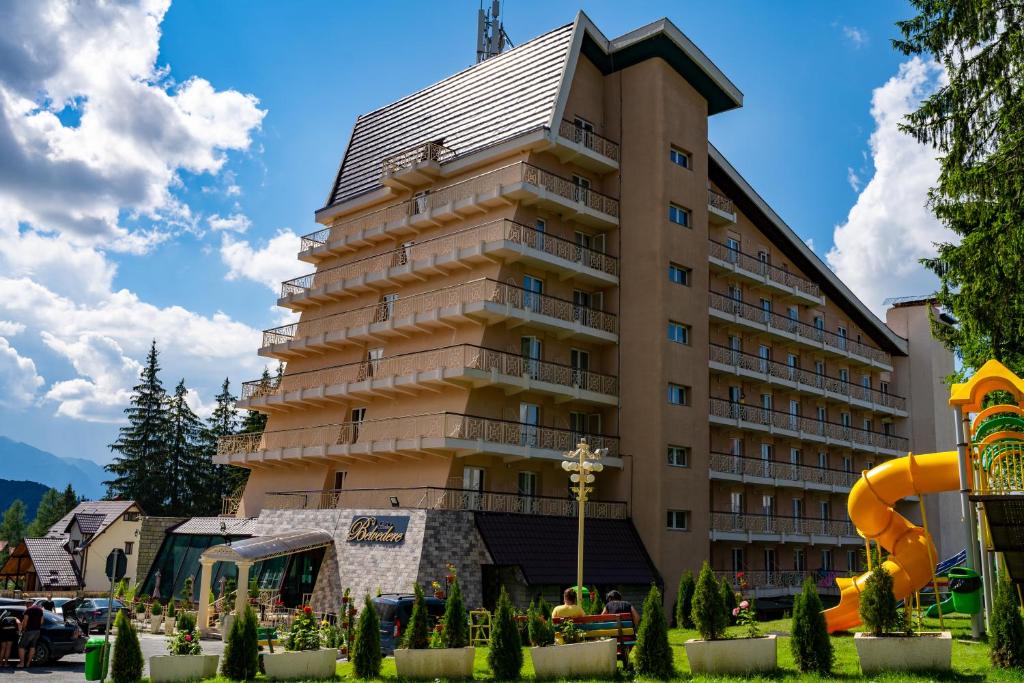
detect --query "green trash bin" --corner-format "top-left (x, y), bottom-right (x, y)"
top-left (84, 637), bottom-right (109, 681)
top-left (948, 567), bottom-right (983, 615)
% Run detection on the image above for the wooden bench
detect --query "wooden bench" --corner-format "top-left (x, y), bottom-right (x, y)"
top-left (552, 612), bottom-right (635, 666)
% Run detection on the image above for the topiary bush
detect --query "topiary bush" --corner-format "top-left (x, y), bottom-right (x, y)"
top-left (176, 611), bottom-right (197, 634)
top-left (526, 601), bottom-right (555, 647)
top-left (221, 604), bottom-right (259, 680)
top-left (859, 566), bottom-right (902, 636)
top-left (441, 575), bottom-right (468, 648)
top-left (633, 584), bottom-right (674, 679)
top-left (111, 609), bottom-right (144, 683)
top-left (401, 583), bottom-right (430, 649)
top-left (353, 595), bottom-right (382, 679)
top-left (790, 578), bottom-right (833, 674)
top-left (675, 570), bottom-right (695, 628)
top-left (719, 576), bottom-right (738, 624)
top-left (990, 577), bottom-right (1024, 667)
top-left (487, 587), bottom-right (522, 679)
top-left (691, 561), bottom-right (727, 641)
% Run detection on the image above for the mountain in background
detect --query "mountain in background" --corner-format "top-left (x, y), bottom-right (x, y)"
top-left (0, 436), bottom-right (106, 500)
top-left (0, 479), bottom-right (49, 519)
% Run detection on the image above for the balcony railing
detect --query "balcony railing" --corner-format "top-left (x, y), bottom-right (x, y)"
top-left (381, 141), bottom-right (456, 175)
top-left (710, 510), bottom-right (857, 538)
top-left (557, 120), bottom-right (619, 162)
top-left (708, 344), bottom-right (906, 411)
top-left (707, 190), bottom-right (735, 215)
top-left (708, 239), bottom-right (821, 299)
top-left (241, 344), bottom-right (618, 401)
top-left (300, 162), bottom-right (620, 252)
top-left (708, 290), bottom-right (892, 366)
top-left (708, 397), bottom-right (909, 452)
top-left (714, 569), bottom-right (842, 593)
top-left (708, 451), bottom-right (858, 489)
top-left (217, 412), bottom-right (620, 459)
top-left (247, 485), bottom-right (627, 519)
top-left (263, 278), bottom-right (617, 348)
top-left (282, 219), bottom-right (618, 298)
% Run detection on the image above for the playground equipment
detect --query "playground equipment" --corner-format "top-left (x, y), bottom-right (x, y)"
top-left (924, 567), bottom-right (982, 618)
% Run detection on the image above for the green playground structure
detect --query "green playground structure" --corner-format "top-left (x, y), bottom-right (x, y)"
top-left (924, 566), bottom-right (983, 618)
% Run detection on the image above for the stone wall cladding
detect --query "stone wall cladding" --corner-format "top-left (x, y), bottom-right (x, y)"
top-left (417, 511), bottom-right (490, 609)
top-left (137, 517), bottom-right (186, 588)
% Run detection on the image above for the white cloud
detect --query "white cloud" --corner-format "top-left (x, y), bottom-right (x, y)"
top-left (0, 321), bottom-right (25, 336)
top-left (842, 26), bottom-right (868, 48)
top-left (208, 212), bottom-right (251, 233)
top-left (41, 333), bottom-right (140, 422)
top-left (846, 167), bottom-right (861, 192)
top-left (826, 57), bottom-right (953, 315)
top-left (0, 336), bottom-right (44, 409)
top-left (220, 229), bottom-right (303, 293)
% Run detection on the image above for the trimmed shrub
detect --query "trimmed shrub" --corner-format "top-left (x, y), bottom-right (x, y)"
top-left (176, 611), bottom-right (197, 634)
top-left (526, 601), bottom-right (555, 647)
top-left (691, 561), bottom-right (727, 641)
top-left (675, 570), bottom-right (695, 628)
top-left (111, 610), bottom-right (144, 683)
top-left (991, 577), bottom-right (1024, 667)
top-left (221, 604), bottom-right (259, 680)
top-left (441, 575), bottom-right (469, 648)
top-left (402, 583), bottom-right (430, 649)
top-left (537, 596), bottom-right (552, 621)
top-left (719, 577), bottom-right (737, 624)
top-left (790, 578), bottom-right (833, 674)
top-left (487, 587), bottom-right (522, 680)
top-left (353, 595), bottom-right (382, 679)
top-left (150, 601), bottom-right (163, 617)
top-left (859, 566), bottom-right (901, 636)
top-left (633, 585), bottom-right (674, 679)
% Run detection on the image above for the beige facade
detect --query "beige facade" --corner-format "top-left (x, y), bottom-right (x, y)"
top-left (219, 13), bottom-right (953, 607)
top-left (77, 510), bottom-right (143, 592)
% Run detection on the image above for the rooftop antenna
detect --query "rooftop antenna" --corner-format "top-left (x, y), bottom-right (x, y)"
top-left (476, 0), bottom-right (513, 63)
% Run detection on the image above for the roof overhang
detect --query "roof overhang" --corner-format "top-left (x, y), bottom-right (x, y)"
top-left (200, 529), bottom-right (332, 564)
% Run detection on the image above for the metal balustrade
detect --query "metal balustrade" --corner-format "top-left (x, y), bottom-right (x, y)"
top-left (381, 141), bottom-right (456, 175)
top-left (708, 397), bottom-right (909, 452)
top-left (557, 120), bottom-right (619, 161)
top-left (714, 569), bottom-right (842, 593)
top-left (708, 239), bottom-right (821, 299)
top-left (708, 343), bottom-right (906, 411)
top-left (708, 451), bottom-right (859, 489)
top-left (707, 190), bottom-right (736, 215)
top-left (710, 510), bottom-right (857, 538)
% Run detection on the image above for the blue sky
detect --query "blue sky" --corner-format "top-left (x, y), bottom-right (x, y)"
top-left (0, 1), bottom-right (949, 467)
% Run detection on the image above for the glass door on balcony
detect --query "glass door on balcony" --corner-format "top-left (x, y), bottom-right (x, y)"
top-left (792, 498), bottom-right (804, 532)
top-left (764, 548), bottom-right (777, 584)
top-left (731, 548), bottom-right (744, 577)
top-left (787, 353), bottom-right (798, 381)
top-left (517, 471), bottom-right (538, 514)
top-left (789, 448), bottom-right (801, 480)
top-left (726, 237), bottom-right (740, 264)
top-left (789, 400), bottom-right (800, 430)
top-left (759, 443), bottom-right (773, 477)
top-left (728, 335), bottom-right (741, 364)
top-left (762, 494), bottom-right (775, 522)
top-left (760, 393), bottom-right (772, 423)
top-left (573, 289), bottom-right (593, 325)
top-left (794, 548), bottom-right (806, 572)
top-left (463, 466), bottom-right (485, 510)
top-left (521, 336), bottom-right (542, 379)
top-left (757, 250), bottom-right (770, 275)
top-left (570, 348), bottom-right (589, 388)
top-left (522, 276), bottom-right (543, 313)
top-left (821, 549), bottom-right (833, 572)
top-left (730, 491), bottom-right (744, 529)
top-left (728, 386), bottom-right (742, 419)
top-left (837, 326), bottom-right (848, 351)
top-left (349, 408), bottom-right (366, 444)
top-left (375, 293), bottom-right (398, 323)
top-left (787, 306), bottom-right (799, 334)
top-left (819, 500), bottom-right (830, 534)
top-left (412, 189), bottom-right (430, 215)
top-left (360, 347), bottom-right (383, 380)
top-left (758, 345), bottom-right (770, 374)
top-left (814, 360), bottom-right (825, 389)
top-left (760, 297), bottom-right (772, 323)
top-left (572, 174), bottom-right (591, 205)
top-left (534, 218), bottom-right (546, 250)
top-left (520, 403), bottom-right (540, 447)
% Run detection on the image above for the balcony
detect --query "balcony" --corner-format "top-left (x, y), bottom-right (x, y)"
top-left (708, 291), bottom-right (893, 369)
top-left (715, 570), bottom-right (841, 598)
top-left (299, 162), bottom-right (619, 260)
top-left (707, 190), bottom-right (737, 226)
top-left (708, 239), bottom-right (823, 304)
top-left (551, 120), bottom-right (619, 173)
top-left (381, 142), bottom-right (456, 190)
top-left (239, 344), bottom-right (618, 412)
top-left (709, 511), bottom-right (860, 545)
top-left (214, 412), bottom-right (622, 468)
top-left (262, 278), bottom-right (617, 359)
top-left (708, 343), bottom-right (907, 415)
top-left (280, 220), bottom-right (618, 308)
top-left (708, 397), bottom-right (909, 456)
top-left (238, 486), bottom-right (627, 520)
top-left (708, 451), bottom-right (858, 493)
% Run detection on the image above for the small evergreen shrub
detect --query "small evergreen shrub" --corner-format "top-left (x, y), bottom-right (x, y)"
top-left (402, 583), bottom-right (430, 649)
top-left (859, 566), bottom-right (902, 636)
top-left (441, 575), bottom-right (469, 648)
top-left (526, 601), bottom-right (554, 647)
top-left (111, 610), bottom-right (144, 683)
top-left (353, 595), bottom-right (382, 679)
top-left (990, 578), bottom-right (1024, 667)
top-left (675, 570), bottom-right (695, 628)
top-left (167, 599), bottom-right (177, 619)
top-left (221, 604), bottom-right (259, 680)
top-left (487, 587), bottom-right (523, 680)
top-left (537, 596), bottom-right (552, 621)
top-left (719, 577), bottom-right (738, 624)
top-left (790, 578), bottom-right (832, 674)
top-left (150, 601), bottom-right (163, 617)
top-left (176, 611), bottom-right (197, 634)
top-left (633, 584), bottom-right (673, 679)
top-left (691, 561), bottom-right (727, 641)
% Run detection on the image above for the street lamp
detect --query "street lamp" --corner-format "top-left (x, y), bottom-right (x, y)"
top-left (562, 439), bottom-right (608, 606)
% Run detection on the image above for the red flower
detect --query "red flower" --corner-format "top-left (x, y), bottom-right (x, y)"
top-left (184, 634), bottom-right (193, 642)
top-left (303, 605), bottom-right (313, 615)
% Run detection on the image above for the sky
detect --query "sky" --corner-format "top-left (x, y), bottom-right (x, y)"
top-left (0, 0), bottom-right (953, 467)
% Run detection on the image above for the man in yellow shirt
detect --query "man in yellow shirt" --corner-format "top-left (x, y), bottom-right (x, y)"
top-left (551, 587), bottom-right (585, 619)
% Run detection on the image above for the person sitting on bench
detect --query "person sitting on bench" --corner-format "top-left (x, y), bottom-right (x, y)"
top-left (551, 587), bottom-right (585, 619)
top-left (601, 590), bottom-right (640, 624)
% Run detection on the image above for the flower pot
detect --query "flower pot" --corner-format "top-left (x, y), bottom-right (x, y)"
top-left (395, 646), bottom-right (475, 679)
top-left (150, 615), bottom-right (164, 634)
top-left (684, 635), bottom-right (777, 674)
top-left (149, 654), bottom-right (220, 683)
top-left (854, 632), bottom-right (952, 674)
top-left (529, 639), bottom-right (617, 679)
top-left (262, 648), bottom-right (337, 680)
top-left (220, 614), bottom-right (233, 642)
top-left (165, 618), bottom-right (176, 634)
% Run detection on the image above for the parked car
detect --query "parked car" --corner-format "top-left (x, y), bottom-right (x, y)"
top-left (372, 593), bottom-right (446, 655)
top-left (62, 597), bottom-right (127, 633)
top-left (32, 597), bottom-right (72, 613)
top-left (0, 605), bottom-right (86, 663)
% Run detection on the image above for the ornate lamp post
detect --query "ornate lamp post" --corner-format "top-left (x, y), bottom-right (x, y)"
top-left (562, 439), bottom-right (608, 605)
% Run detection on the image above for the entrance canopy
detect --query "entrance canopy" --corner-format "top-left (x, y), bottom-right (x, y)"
top-left (200, 529), bottom-right (332, 564)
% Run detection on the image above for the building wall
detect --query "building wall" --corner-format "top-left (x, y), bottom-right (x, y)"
top-left (81, 511), bottom-right (143, 591)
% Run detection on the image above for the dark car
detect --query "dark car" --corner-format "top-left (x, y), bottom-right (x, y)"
top-left (0, 605), bottom-right (86, 663)
top-left (372, 594), bottom-right (446, 655)
top-left (63, 598), bottom-right (127, 633)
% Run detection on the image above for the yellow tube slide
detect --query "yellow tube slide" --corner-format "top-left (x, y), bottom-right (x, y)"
top-left (824, 451), bottom-right (962, 632)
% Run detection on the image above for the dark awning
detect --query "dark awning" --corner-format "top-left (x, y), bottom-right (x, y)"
top-left (475, 513), bottom-right (660, 587)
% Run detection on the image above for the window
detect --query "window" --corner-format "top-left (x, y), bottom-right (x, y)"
top-left (350, 407), bottom-right (366, 443)
top-left (521, 336), bottom-right (542, 379)
top-left (462, 467), bottom-right (485, 510)
top-left (573, 116), bottom-right (594, 132)
top-left (792, 497), bottom-right (804, 519)
top-left (790, 448), bottom-right (801, 465)
top-left (731, 548), bottom-right (745, 574)
top-left (730, 491), bottom-right (744, 513)
top-left (520, 403), bottom-right (540, 446)
top-left (669, 146), bottom-right (691, 169)
top-left (726, 237), bottom-right (741, 263)
top-left (666, 510), bottom-right (690, 530)
top-left (758, 345), bottom-right (771, 373)
top-left (375, 293), bottom-right (398, 322)
top-left (847, 550), bottom-right (858, 572)
top-left (522, 275), bottom-right (543, 313)
top-left (880, 381), bottom-right (890, 395)
top-left (839, 368), bottom-right (849, 385)
top-left (863, 418), bottom-right (873, 432)
top-left (333, 470), bottom-right (347, 490)
top-left (843, 456), bottom-right (853, 473)
top-left (668, 321), bottom-right (690, 344)
top-left (760, 297), bottom-right (772, 322)
top-left (794, 548), bottom-right (806, 572)
top-left (668, 263), bottom-right (691, 286)
top-left (818, 452), bottom-right (828, 469)
top-left (517, 471), bottom-right (538, 497)
top-left (764, 548), bottom-right (778, 573)
top-left (668, 383), bottom-right (689, 405)
top-left (124, 541), bottom-right (134, 556)
top-left (569, 348), bottom-right (588, 387)
top-left (572, 174), bottom-right (591, 203)
top-left (762, 494), bottom-right (776, 517)
top-left (668, 203), bottom-right (691, 227)
top-left (837, 325), bottom-right (848, 350)
top-left (861, 375), bottom-right (871, 390)
top-left (123, 512), bottom-right (140, 522)
top-left (821, 549), bottom-right (834, 571)
top-left (841, 412), bottom-right (851, 428)
top-left (667, 445), bottom-right (690, 467)
top-left (728, 385), bottom-right (742, 404)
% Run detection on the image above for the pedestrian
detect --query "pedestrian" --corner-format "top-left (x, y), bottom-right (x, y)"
top-left (17, 601), bottom-right (44, 668)
top-left (0, 610), bottom-right (19, 666)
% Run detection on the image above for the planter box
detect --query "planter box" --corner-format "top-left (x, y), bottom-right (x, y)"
top-left (150, 615), bottom-right (164, 634)
top-left (165, 619), bottom-right (176, 635)
top-left (220, 614), bottom-right (233, 642)
top-left (530, 639), bottom-right (617, 679)
top-left (854, 632), bottom-right (952, 674)
top-left (149, 654), bottom-right (219, 683)
top-left (395, 646), bottom-right (475, 679)
top-left (262, 648), bottom-right (337, 680)
top-left (684, 635), bottom-right (777, 674)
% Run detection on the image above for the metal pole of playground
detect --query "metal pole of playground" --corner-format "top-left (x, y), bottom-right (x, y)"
top-left (954, 407), bottom-right (983, 638)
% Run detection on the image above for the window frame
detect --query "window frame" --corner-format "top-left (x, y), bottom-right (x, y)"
top-left (668, 203), bottom-right (691, 227)
top-left (667, 383), bottom-right (689, 406)
top-left (667, 320), bottom-right (690, 345)
top-left (666, 509), bottom-right (691, 531)
top-left (668, 262), bottom-right (691, 286)
top-left (669, 145), bottom-right (691, 169)
top-left (667, 445), bottom-right (690, 468)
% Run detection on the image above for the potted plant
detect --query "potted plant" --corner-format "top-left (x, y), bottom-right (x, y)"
top-left (262, 605), bottom-right (336, 680)
top-left (150, 601), bottom-right (165, 634)
top-left (854, 566), bottom-right (951, 673)
top-left (150, 612), bottom-right (220, 682)
top-left (165, 599), bottom-right (177, 634)
top-left (395, 577), bottom-right (475, 679)
top-left (683, 562), bottom-right (777, 674)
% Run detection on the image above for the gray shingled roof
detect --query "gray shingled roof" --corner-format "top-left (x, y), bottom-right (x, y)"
top-left (170, 517), bottom-right (257, 536)
top-left (68, 512), bottom-right (106, 535)
top-left (48, 500), bottom-right (137, 541)
top-left (25, 538), bottom-right (82, 590)
top-left (326, 22), bottom-right (574, 207)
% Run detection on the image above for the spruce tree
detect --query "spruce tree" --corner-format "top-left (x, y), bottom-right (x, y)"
top-left (441, 575), bottom-right (468, 648)
top-left (111, 610), bottom-right (144, 683)
top-left (487, 587), bottom-right (522, 680)
top-left (61, 484), bottom-right (80, 513)
top-left (859, 566), bottom-right (901, 636)
top-left (26, 489), bottom-right (64, 537)
top-left (675, 570), bottom-right (695, 628)
top-left (353, 595), bottom-right (381, 678)
top-left (205, 378), bottom-right (247, 505)
top-left (106, 340), bottom-right (170, 513)
top-left (166, 380), bottom-right (207, 516)
top-left (691, 562), bottom-right (727, 641)
top-left (719, 577), bottom-right (738, 624)
top-left (0, 500), bottom-right (27, 550)
top-left (790, 578), bottom-right (833, 674)
top-left (990, 578), bottom-right (1024, 668)
top-left (634, 585), bottom-right (674, 679)
top-left (221, 604), bottom-right (259, 680)
top-left (402, 582), bottom-right (430, 649)
top-left (240, 367), bottom-right (272, 434)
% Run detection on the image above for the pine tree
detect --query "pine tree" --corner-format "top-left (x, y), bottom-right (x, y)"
top-left (675, 570), bottom-right (695, 628)
top-left (0, 500), bottom-right (27, 550)
top-left (61, 484), bottom-right (80, 512)
top-left (634, 585), bottom-right (674, 679)
top-left (204, 378), bottom-right (247, 506)
top-left (402, 583), bottom-right (430, 649)
top-left (487, 587), bottom-right (522, 680)
top-left (240, 367), bottom-right (272, 434)
top-left (790, 578), bottom-right (833, 674)
top-left (353, 595), bottom-right (382, 679)
top-left (990, 578), bottom-right (1024, 668)
top-left (691, 562), bottom-right (727, 641)
top-left (859, 566), bottom-right (901, 636)
top-left (166, 380), bottom-right (207, 516)
top-left (106, 340), bottom-right (170, 513)
top-left (26, 489), bottom-right (65, 537)
top-left (111, 610), bottom-right (144, 683)
top-left (441, 575), bottom-right (468, 648)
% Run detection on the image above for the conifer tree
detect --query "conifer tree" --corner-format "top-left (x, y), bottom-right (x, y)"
top-left (675, 570), bottom-right (695, 628)
top-left (790, 578), bottom-right (832, 674)
top-left (402, 582), bottom-right (430, 649)
top-left (166, 379), bottom-right (207, 516)
top-left (0, 500), bottom-right (27, 551)
top-left (859, 566), bottom-right (901, 636)
top-left (205, 378), bottom-right (246, 502)
top-left (106, 340), bottom-right (170, 513)
top-left (26, 489), bottom-right (68, 537)
top-left (441, 575), bottom-right (468, 648)
top-left (240, 367), bottom-right (272, 435)
top-left (111, 610), bottom-right (144, 683)
top-left (221, 604), bottom-right (259, 680)
top-left (353, 595), bottom-right (382, 679)
top-left (691, 562), bottom-right (727, 641)
top-left (487, 587), bottom-right (522, 680)
top-left (990, 577), bottom-right (1024, 668)
top-left (719, 576), bottom-right (738, 624)
top-left (634, 585), bottom-right (674, 678)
